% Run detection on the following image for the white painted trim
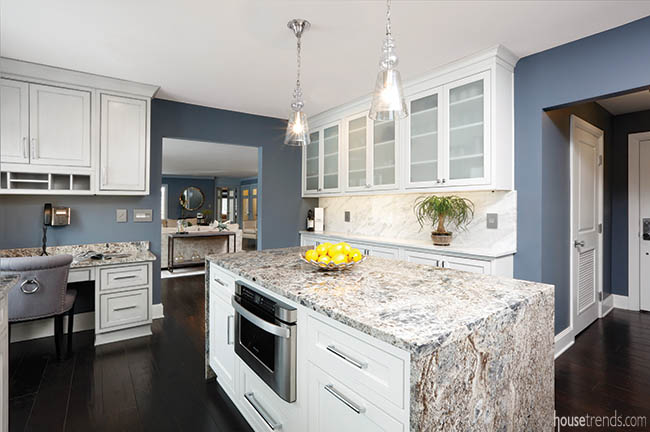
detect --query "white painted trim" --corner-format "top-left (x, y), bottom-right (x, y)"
top-left (612, 294), bottom-right (631, 310)
top-left (601, 294), bottom-right (614, 318)
top-left (628, 132), bottom-right (650, 312)
top-left (152, 303), bottom-right (165, 319)
top-left (554, 326), bottom-right (575, 359)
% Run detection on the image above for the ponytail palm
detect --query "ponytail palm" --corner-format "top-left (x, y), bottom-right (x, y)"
top-left (414, 195), bottom-right (474, 234)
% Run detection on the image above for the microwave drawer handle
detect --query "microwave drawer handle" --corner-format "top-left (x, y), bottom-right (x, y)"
top-left (114, 274), bottom-right (137, 281)
top-left (326, 345), bottom-right (368, 369)
top-left (324, 384), bottom-right (366, 414)
top-left (231, 298), bottom-right (291, 339)
top-left (244, 392), bottom-right (282, 430)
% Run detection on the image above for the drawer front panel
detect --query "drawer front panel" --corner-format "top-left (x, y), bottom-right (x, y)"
top-left (307, 315), bottom-right (407, 410)
top-left (100, 264), bottom-right (149, 291)
top-left (99, 289), bottom-right (149, 329)
top-left (68, 268), bottom-right (93, 283)
top-left (209, 263), bottom-right (236, 303)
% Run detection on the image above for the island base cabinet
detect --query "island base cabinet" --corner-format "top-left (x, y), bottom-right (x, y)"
top-left (0, 329), bottom-right (6, 432)
top-left (209, 291), bottom-right (235, 396)
top-left (307, 363), bottom-right (405, 432)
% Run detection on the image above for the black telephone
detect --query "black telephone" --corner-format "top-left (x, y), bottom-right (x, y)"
top-left (41, 203), bottom-right (71, 255)
top-left (43, 203), bottom-right (53, 226)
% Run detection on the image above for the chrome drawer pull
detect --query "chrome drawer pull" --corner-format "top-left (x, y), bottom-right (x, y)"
top-left (244, 392), bottom-right (282, 430)
top-left (324, 384), bottom-right (366, 414)
top-left (213, 278), bottom-right (225, 286)
top-left (226, 315), bottom-right (233, 345)
top-left (326, 345), bottom-right (368, 369)
top-left (114, 275), bottom-right (137, 280)
top-left (113, 305), bottom-right (138, 311)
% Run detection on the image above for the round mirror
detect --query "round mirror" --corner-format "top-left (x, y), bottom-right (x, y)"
top-left (179, 187), bottom-right (204, 211)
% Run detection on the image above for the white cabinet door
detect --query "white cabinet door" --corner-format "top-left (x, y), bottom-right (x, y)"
top-left (322, 124), bottom-right (341, 192)
top-left (29, 83), bottom-right (91, 167)
top-left (345, 113), bottom-right (371, 191)
top-left (0, 79), bottom-right (29, 164)
top-left (440, 255), bottom-right (490, 274)
top-left (304, 130), bottom-right (320, 193)
top-left (209, 292), bottom-right (235, 395)
top-left (443, 71), bottom-right (490, 186)
top-left (406, 87), bottom-right (443, 188)
top-left (403, 250), bottom-right (442, 267)
top-left (303, 122), bottom-right (341, 195)
top-left (308, 363), bottom-right (405, 432)
top-left (99, 94), bottom-right (148, 192)
top-left (371, 118), bottom-right (398, 190)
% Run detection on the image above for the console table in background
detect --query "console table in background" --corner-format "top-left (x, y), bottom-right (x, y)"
top-left (167, 231), bottom-right (236, 273)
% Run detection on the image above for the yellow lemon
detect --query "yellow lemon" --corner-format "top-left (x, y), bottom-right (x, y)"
top-left (315, 244), bottom-right (329, 256)
top-left (350, 251), bottom-right (362, 262)
top-left (318, 255), bottom-right (331, 265)
top-left (349, 248), bottom-right (361, 257)
top-left (328, 243), bottom-right (345, 257)
top-left (305, 249), bottom-right (319, 262)
top-left (322, 242), bottom-right (333, 249)
top-left (332, 253), bottom-right (348, 265)
top-left (340, 242), bottom-right (351, 255)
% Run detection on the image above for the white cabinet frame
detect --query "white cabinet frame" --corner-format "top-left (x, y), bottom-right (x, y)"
top-left (302, 120), bottom-right (342, 196)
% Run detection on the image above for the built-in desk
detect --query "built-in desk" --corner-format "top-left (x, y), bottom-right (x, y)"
top-left (0, 241), bottom-right (157, 346)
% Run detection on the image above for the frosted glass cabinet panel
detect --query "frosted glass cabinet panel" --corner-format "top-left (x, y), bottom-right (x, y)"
top-left (373, 119), bottom-right (396, 186)
top-left (305, 131), bottom-right (320, 192)
top-left (322, 125), bottom-right (339, 191)
top-left (446, 74), bottom-right (488, 183)
top-left (408, 91), bottom-right (440, 185)
top-left (347, 116), bottom-right (367, 189)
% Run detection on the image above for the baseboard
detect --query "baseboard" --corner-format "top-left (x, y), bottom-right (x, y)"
top-left (613, 294), bottom-right (630, 310)
top-left (10, 302), bottom-right (165, 343)
top-left (554, 326), bottom-right (574, 359)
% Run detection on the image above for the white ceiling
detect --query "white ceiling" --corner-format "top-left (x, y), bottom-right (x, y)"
top-left (597, 89), bottom-right (650, 115)
top-left (2, 1), bottom-right (650, 119)
top-left (162, 138), bottom-right (258, 178)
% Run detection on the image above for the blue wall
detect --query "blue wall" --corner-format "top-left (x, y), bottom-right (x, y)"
top-left (162, 175), bottom-right (215, 220)
top-left (514, 16), bottom-right (650, 334)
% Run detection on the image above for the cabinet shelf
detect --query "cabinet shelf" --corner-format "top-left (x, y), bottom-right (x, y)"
top-left (449, 94), bottom-right (483, 107)
top-left (411, 159), bottom-right (438, 166)
top-left (9, 179), bottom-right (49, 183)
top-left (449, 121), bottom-right (483, 132)
top-left (374, 139), bottom-right (395, 148)
top-left (411, 131), bottom-right (438, 140)
top-left (449, 153), bottom-right (483, 161)
top-left (412, 106), bottom-right (438, 116)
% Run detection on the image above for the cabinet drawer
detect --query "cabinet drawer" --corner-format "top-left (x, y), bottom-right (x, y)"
top-left (68, 268), bottom-right (93, 283)
top-left (99, 289), bottom-right (150, 330)
top-left (307, 315), bottom-right (407, 410)
top-left (308, 363), bottom-right (405, 432)
top-left (99, 264), bottom-right (149, 291)
top-left (209, 263), bottom-right (236, 303)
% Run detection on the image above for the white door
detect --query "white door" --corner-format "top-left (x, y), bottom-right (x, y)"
top-left (406, 88), bottom-right (443, 188)
top-left (346, 113), bottom-right (370, 191)
top-left (29, 84), bottom-right (91, 167)
top-left (322, 123), bottom-right (341, 193)
top-left (100, 94), bottom-right (148, 191)
top-left (571, 116), bottom-right (603, 335)
top-left (371, 118), bottom-right (398, 189)
top-left (639, 139), bottom-right (650, 311)
top-left (209, 293), bottom-right (235, 394)
top-left (0, 79), bottom-right (29, 164)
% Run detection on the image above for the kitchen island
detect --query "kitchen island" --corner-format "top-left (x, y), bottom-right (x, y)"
top-left (205, 247), bottom-right (554, 432)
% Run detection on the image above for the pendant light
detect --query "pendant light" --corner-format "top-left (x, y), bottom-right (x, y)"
top-left (368, 0), bottom-right (408, 121)
top-left (284, 19), bottom-right (311, 146)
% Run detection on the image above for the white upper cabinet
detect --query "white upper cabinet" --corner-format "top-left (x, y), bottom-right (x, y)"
top-left (99, 94), bottom-right (149, 193)
top-left (0, 79), bottom-right (29, 165)
top-left (304, 46), bottom-right (515, 197)
top-left (303, 121), bottom-right (341, 195)
top-left (29, 84), bottom-right (91, 167)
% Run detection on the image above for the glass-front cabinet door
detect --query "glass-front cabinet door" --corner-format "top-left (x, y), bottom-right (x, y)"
top-left (345, 114), bottom-right (368, 191)
top-left (303, 122), bottom-right (341, 195)
top-left (406, 87), bottom-right (443, 188)
top-left (322, 124), bottom-right (340, 192)
top-left (372, 118), bottom-right (398, 189)
top-left (444, 71), bottom-right (490, 186)
top-left (304, 130), bottom-right (320, 193)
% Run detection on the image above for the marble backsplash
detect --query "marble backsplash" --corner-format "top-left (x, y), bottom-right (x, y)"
top-left (318, 190), bottom-right (516, 254)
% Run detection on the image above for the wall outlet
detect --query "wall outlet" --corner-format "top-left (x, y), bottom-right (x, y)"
top-left (116, 208), bottom-right (128, 223)
top-left (134, 209), bottom-right (153, 222)
top-left (486, 213), bottom-right (498, 229)
top-left (344, 211), bottom-right (350, 222)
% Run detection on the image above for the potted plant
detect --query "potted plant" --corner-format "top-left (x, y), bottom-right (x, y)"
top-left (414, 195), bottom-right (474, 246)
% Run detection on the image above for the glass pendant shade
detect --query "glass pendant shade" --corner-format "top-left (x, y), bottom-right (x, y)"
top-left (284, 110), bottom-right (310, 146)
top-left (369, 68), bottom-right (408, 121)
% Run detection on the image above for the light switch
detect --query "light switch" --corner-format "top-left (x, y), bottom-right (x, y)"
top-left (116, 209), bottom-right (128, 223)
top-left (134, 209), bottom-right (153, 222)
top-left (344, 211), bottom-right (350, 222)
top-left (486, 213), bottom-right (498, 229)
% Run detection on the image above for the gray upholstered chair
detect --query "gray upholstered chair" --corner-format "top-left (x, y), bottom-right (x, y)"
top-left (0, 255), bottom-right (77, 360)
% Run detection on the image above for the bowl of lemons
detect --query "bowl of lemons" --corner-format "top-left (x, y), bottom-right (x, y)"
top-left (301, 242), bottom-right (366, 271)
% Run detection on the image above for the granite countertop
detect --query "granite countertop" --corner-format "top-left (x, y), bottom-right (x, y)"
top-left (299, 230), bottom-right (516, 259)
top-left (0, 241), bottom-right (157, 269)
top-left (207, 247), bottom-right (552, 357)
top-left (0, 274), bottom-right (19, 298)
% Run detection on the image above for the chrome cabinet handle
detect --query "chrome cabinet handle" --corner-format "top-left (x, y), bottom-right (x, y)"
top-left (574, 240), bottom-right (585, 248)
top-left (244, 392), bottom-right (282, 430)
top-left (231, 297), bottom-right (291, 338)
top-left (226, 315), bottom-right (233, 345)
top-left (114, 305), bottom-right (137, 312)
top-left (324, 384), bottom-right (366, 414)
top-left (101, 167), bottom-right (107, 185)
top-left (326, 345), bottom-right (368, 369)
top-left (114, 274), bottom-right (137, 280)
top-left (30, 137), bottom-right (37, 159)
top-left (441, 178), bottom-right (446, 184)
top-left (20, 279), bottom-right (40, 294)
top-left (22, 137), bottom-right (28, 158)
top-left (436, 178), bottom-right (441, 184)
top-left (213, 278), bottom-right (225, 286)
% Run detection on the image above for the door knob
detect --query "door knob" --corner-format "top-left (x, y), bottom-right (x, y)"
top-left (574, 240), bottom-right (585, 248)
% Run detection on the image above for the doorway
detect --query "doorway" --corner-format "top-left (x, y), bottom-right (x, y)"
top-left (628, 131), bottom-right (650, 311)
top-left (570, 115), bottom-right (604, 336)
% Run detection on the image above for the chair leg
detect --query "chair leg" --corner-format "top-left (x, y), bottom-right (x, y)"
top-left (54, 314), bottom-right (64, 361)
top-left (67, 305), bottom-right (74, 358)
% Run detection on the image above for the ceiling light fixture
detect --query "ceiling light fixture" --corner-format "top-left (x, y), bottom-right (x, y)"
top-left (284, 18), bottom-right (311, 146)
top-left (368, 0), bottom-right (408, 121)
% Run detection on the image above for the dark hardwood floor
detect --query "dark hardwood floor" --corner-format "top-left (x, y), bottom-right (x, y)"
top-left (9, 275), bottom-right (650, 431)
top-left (8, 275), bottom-right (252, 432)
top-left (555, 309), bottom-right (650, 429)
